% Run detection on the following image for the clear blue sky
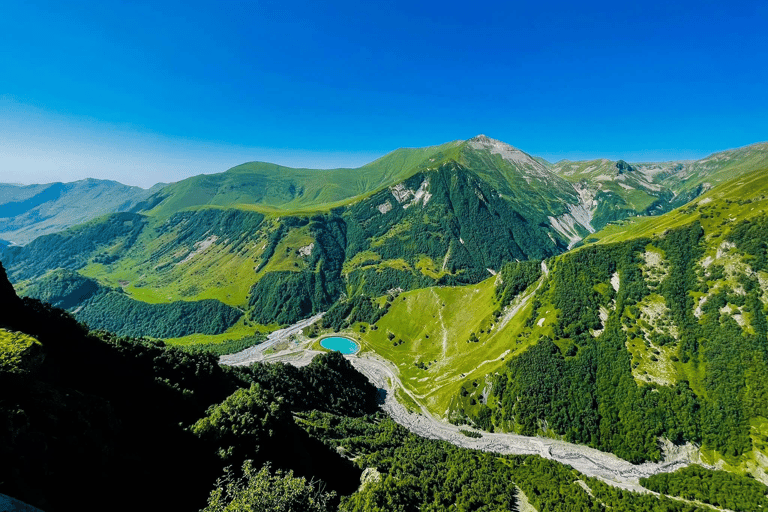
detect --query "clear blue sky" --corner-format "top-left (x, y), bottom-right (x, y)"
top-left (1, 0), bottom-right (766, 187)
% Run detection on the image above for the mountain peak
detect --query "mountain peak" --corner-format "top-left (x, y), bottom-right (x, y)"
top-left (466, 134), bottom-right (548, 172)
top-left (468, 134), bottom-right (520, 151)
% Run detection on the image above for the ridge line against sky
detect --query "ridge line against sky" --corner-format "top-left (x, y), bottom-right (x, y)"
top-left (1, 0), bottom-right (767, 188)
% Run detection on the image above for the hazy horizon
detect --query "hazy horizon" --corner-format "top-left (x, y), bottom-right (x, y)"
top-left (2, 0), bottom-right (766, 188)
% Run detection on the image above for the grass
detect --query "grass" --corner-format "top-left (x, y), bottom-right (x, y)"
top-left (0, 328), bottom-right (41, 372)
top-left (144, 142), bottom-right (463, 218)
top-left (358, 274), bottom-right (547, 418)
top-left (164, 316), bottom-right (277, 346)
top-left (585, 167), bottom-right (768, 246)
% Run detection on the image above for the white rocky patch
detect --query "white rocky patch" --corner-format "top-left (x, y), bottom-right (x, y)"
top-left (716, 240), bottom-right (736, 259)
top-left (176, 235), bottom-right (218, 265)
top-left (391, 179), bottom-right (432, 209)
top-left (377, 201), bottom-right (393, 214)
top-left (591, 306), bottom-right (611, 337)
top-left (298, 243), bottom-right (314, 257)
top-left (611, 272), bottom-right (620, 292)
top-left (698, 197), bottom-right (713, 205)
top-left (390, 183), bottom-right (411, 203)
top-left (548, 183), bottom-right (598, 248)
top-left (404, 178), bottom-right (431, 209)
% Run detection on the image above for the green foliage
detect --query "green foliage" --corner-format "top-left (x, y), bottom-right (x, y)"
top-left (494, 260), bottom-right (542, 309)
top-left (322, 294), bottom-right (390, 331)
top-left (76, 291), bottom-right (242, 338)
top-left (192, 383), bottom-right (288, 461)
top-left (203, 461), bottom-right (335, 512)
top-left (249, 214), bottom-right (346, 325)
top-left (728, 214), bottom-right (768, 271)
top-left (180, 334), bottom-right (266, 357)
top-left (2, 212), bottom-right (148, 281)
top-left (641, 465), bottom-right (768, 512)
top-left (240, 351), bottom-right (378, 417)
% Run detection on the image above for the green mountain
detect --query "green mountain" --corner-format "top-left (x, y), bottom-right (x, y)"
top-left (3, 258), bottom-right (746, 511)
top-left (550, 141), bottom-right (768, 241)
top-left (4, 137), bottom-right (768, 507)
top-left (442, 166), bottom-right (768, 478)
top-left (3, 137), bottom-right (768, 344)
top-left (0, 179), bottom-right (165, 245)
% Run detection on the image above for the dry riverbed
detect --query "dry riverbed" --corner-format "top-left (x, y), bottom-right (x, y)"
top-left (220, 313), bottom-right (706, 493)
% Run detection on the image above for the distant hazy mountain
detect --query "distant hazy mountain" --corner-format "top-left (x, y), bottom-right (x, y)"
top-left (0, 178), bottom-right (165, 245)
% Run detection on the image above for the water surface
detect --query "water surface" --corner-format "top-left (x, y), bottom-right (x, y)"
top-left (320, 336), bottom-right (359, 354)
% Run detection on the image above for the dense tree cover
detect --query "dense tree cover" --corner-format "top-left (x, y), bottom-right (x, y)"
top-left (0, 260), bottom-right (723, 512)
top-left (298, 411), bottom-right (708, 512)
top-left (238, 351), bottom-right (378, 416)
top-left (202, 461), bottom-right (335, 512)
top-left (192, 383), bottom-right (289, 461)
top-left (494, 260), bottom-right (542, 311)
top-left (474, 220), bottom-right (768, 462)
top-left (20, 268), bottom-right (100, 309)
top-left (0, 297), bottom-right (237, 510)
top-left (322, 294), bottom-right (391, 331)
top-left (728, 214), bottom-right (768, 272)
top-left (76, 290), bottom-right (242, 338)
top-left (249, 214), bottom-right (347, 325)
top-left (22, 269), bottom-right (243, 338)
top-left (641, 465), bottom-right (768, 512)
top-left (0, 212), bottom-right (148, 281)
top-left (181, 334), bottom-right (266, 356)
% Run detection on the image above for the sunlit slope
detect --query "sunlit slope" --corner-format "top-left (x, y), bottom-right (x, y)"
top-left (142, 141), bottom-right (463, 217)
top-left (549, 142), bottom-right (768, 234)
top-left (444, 168), bottom-right (768, 476)
top-left (585, 165), bottom-right (768, 245)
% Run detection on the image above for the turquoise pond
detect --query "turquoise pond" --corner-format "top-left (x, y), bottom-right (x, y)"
top-left (320, 337), bottom-right (359, 354)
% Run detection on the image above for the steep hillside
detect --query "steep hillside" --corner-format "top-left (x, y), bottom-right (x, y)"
top-left (1, 153), bottom-right (571, 336)
top-left (1, 259), bottom-right (753, 512)
top-left (550, 141), bottom-right (768, 237)
top-left (141, 141), bottom-right (463, 217)
top-left (4, 138), bottom-right (768, 342)
top-left (0, 179), bottom-right (164, 245)
top-left (446, 167), bottom-right (768, 480)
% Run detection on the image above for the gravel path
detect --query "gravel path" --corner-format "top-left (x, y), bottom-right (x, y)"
top-left (219, 313), bottom-right (324, 366)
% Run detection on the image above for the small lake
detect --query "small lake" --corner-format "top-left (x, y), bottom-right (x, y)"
top-left (320, 336), bottom-right (359, 354)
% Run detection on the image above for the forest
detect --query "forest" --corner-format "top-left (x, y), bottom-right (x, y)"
top-left (0, 258), bottom-right (730, 511)
top-left (462, 219), bottom-right (768, 464)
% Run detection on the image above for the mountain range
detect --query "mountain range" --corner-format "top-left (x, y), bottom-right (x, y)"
top-left (3, 135), bottom-right (768, 505)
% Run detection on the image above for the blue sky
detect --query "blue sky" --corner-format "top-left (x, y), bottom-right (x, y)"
top-left (1, 0), bottom-right (766, 187)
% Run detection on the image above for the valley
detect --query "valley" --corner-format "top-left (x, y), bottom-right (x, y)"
top-left (3, 135), bottom-right (768, 510)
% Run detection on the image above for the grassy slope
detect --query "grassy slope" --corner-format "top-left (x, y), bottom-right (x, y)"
top-left (586, 166), bottom-right (768, 246)
top-left (144, 141), bottom-right (463, 218)
top-left (355, 270), bottom-right (556, 418)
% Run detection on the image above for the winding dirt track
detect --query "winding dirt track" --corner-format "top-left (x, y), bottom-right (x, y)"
top-left (347, 352), bottom-right (697, 492)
